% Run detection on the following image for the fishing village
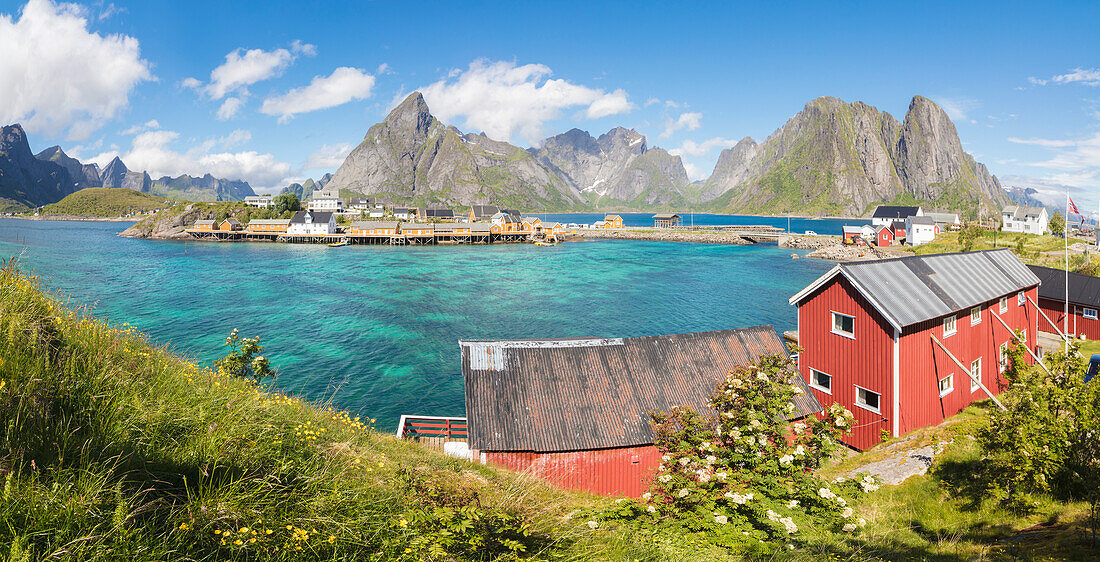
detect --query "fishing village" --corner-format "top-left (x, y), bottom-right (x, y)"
top-left (5, 1), bottom-right (1100, 556)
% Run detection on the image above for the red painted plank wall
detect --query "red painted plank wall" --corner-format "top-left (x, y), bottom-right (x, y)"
top-left (1037, 296), bottom-right (1100, 340)
top-left (897, 287), bottom-right (1038, 436)
top-left (796, 277), bottom-right (893, 450)
top-left (485, 445), bottom-right (662, 497)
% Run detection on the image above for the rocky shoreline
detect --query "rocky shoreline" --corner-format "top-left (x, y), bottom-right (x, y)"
top-left (8, 214), bottom-right (138, 222)
top-left (569, 229), bottom-right (754, 245)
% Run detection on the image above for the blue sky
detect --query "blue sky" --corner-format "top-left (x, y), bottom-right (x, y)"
top-left (2, 0), bottom-right (1099, 209)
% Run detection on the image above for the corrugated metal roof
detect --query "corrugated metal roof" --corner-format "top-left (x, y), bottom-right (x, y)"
top-left (871, 205), bottom-right (921, 219)
top-left (791, 249), bottom-right (1039, 330)
top-left (248, 219), bottom-right (291, 225)
top-left (462, 326), bottom-right (821, 453)
top-left (1029, 265), bottom-right (1100, 307)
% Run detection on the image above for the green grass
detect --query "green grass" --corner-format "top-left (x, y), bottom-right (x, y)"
top-left (41, 188), bottom-right (176, 217)
top-left (907, 229), bottom-right (1100, 273)
top-left (0, 262), bottom-right (654, 561)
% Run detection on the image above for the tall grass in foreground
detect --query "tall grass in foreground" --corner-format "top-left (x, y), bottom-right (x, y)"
top-left (0, 261), bottom-right (649, 561)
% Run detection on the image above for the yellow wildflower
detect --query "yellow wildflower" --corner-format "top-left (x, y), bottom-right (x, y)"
top-left (398, 519), bottom-right (408, 528)
top-left (239, 527), bottom-right (249, 534)
top-left (234, 539), bottom-right (243, 545)
top-left (178, 522), bottom-right (189, 530)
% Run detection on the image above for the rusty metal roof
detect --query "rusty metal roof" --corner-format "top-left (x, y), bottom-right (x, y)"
top-left (461, 326), bottom-right (821, 453)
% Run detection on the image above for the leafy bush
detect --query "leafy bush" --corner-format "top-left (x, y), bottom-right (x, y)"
top-left (598, 354), bottom-right (874, 554)
top-left (215, 328), bottom-right (274, 381)
top-left (978, 340), bottom-right (1100, 536)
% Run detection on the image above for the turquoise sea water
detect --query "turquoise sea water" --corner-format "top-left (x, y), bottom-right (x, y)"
top-left (537, 212), bottom-right (869, 234)
top-left (0, 218), bottom-right (832, 430)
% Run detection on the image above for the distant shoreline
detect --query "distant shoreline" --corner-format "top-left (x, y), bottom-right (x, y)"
top-left (4, 215), bottom-right (139, 223)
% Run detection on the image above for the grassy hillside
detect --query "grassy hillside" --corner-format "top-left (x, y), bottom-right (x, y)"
top-left (909, 228), bottom-right (1100, 273)
top-left (1, 261), bottom-right (1095, 560)
top-left (41, 188), bottom-right (175, 217)
top-left (0, 262), bottom-right (650, 560)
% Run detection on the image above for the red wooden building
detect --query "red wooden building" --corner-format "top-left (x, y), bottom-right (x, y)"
top-left (789, 249), bottom-right (1041, 450)
top-left (460, 327), bottom-right (821, 497)
top-left (1028, 265), bottom-right (1100, 340)
top-left (875, 225), bottom-right (894, 247)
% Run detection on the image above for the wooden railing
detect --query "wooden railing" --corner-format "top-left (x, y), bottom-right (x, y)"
top-left (396, 415), bottom-right (468, 440)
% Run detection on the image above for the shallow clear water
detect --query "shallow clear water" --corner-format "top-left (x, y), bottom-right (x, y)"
top-left (0, 218), bottom-right (832, 430)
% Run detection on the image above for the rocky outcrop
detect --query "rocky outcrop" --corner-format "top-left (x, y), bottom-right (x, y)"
top-left (35, 146), bottom-right (101, 188)
top-left (701, 96), bottom-right (1009, 217)
top-left (0, 124), bottom-right (78, 211)
top-left (327, 92), bottom-right (584, 209)
top-left (530, 127), bottom-right (690, 204)
top-left (120, 204), bottom-right (215, 239)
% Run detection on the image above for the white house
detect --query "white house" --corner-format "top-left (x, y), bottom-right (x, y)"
top-left (244, 195), bottom-right (273, 208)
top-left (287, 211), bottom-right (336, 235)
top-left (871, 205), bottom-right (923, 227)
top-left (307, 197), bottom-right (343, 212)
top-left (1001, 205), bottom-right (1049, 234)
top-left (926, 212), bottom-right (960, 229)
top-left (392, 207), bottom-right (414, 220)
top-left (906, 215), bottom-right (937, 246)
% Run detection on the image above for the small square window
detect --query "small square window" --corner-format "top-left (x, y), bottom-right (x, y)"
top-left (809, 369), bottom-right (832, 394)
top-left (1085, 308), bottom-right (1098, 320)
top-left (831, 312), bottom-right (855, 338)
top-left (999, 297), bottom-right (1008, 314)
top-left (971, 358), bottom-right (982, 392)
top-left (944, 315), bottom-right (957, 336)
top-left (855, 386), bottom-right (881, 413)
top-left (971, 306), bottom-right (982, 326)
top-left (939, 374), bottom-right (954, 397)
top-left (1018, 292), bottom-right (1026, 306)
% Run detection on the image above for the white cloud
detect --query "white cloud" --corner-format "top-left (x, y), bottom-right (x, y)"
top-left (1010, 132), bottom-right (1100, 189)
top-left (931, 96), bottom-right (979, 121)
top-left (192, 47), bottom-right (295, 100)
top-left (90, 128), bottom-right (291, 190)
top-left (1028, 77), bottom-right (1048, 86)
top-left (645, 97), bottom-right (661, 107)
top-left (419, 59), bottom-right (635, 145)
top-left (0, 0), bottom-right (153, 140)
top-left (1053, 68), bottom-right (1100, 86)
top-left (660, 112), bottom-right (702, 138)
top-left (1008, 137), bottom-right (1077, 148)
top-left (668, 137), bottom-right (739, 158)
top-left (376, 62), bottom-right (393, 75)
top-left (682, 161), bottom-right (706, 181)
top-left (260, 67), bottom-right (376, 122)
top-left (304, 143), bottom-right (353, 170)
top-left (217, 97), bottom-right (245, 120)
top-left (120, 119), bottom-right (160, 135)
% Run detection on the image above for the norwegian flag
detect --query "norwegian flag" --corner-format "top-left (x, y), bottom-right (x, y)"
top-left (1069, 197), bottom-right (1081, 216)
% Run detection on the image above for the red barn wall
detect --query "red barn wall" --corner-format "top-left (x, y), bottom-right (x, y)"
top-left (797, 277), bottom-right (893, 450)
top-left (1037, 296), bottom-right (1100, 340)
top-left (485, 445), bottom-right (662, 497)
top-left (897, 287), bottom-right (1037, 436)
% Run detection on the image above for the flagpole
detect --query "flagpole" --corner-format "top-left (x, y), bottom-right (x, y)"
top-left (1065, 191), bottom-right (1070, 351)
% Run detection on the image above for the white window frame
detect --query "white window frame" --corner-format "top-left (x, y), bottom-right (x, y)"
top-left (938, 373), bottom-right (954, 397)
top-left (1018, 291), bottom-right (1026, 306)
top-left (944, 315), bottom-right (957, 337)
top-left (831, 311), bottom-right (855, 339)
top-left (808, 369), bottom-right (832, 395)
top-left (854, 385), bottom-right (881, 414)
top-left (999, 296), bottom-right (1008, 314)
top-left (971, 306), bottom-right (982, 326)
top-left (999, 342), bottom-right (1008, 373)
top-left (1085, 308), bottom-right (1098, 320)
top-left (971, 358), bottom-right (982, 392)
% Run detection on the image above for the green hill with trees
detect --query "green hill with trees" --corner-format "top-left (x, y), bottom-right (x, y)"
top-left (40, 187), bottom-right (175, 217)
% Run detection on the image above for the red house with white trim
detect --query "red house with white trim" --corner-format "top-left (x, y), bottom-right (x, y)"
top-left (1028, 265), bottom-right (1100, 341)
top-left (789, 249), bottom-right (1041, 450)
top-left (875, 225), bottom-right (894, 247)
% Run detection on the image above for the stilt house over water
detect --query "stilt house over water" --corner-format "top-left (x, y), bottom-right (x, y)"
top-left (789, 249), bottom-right (1041, 450)
top-left (460, 326), bottom-right (821, 497)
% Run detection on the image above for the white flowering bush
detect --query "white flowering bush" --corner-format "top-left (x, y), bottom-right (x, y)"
top-left (619, 353), bottom-right (864, 553)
